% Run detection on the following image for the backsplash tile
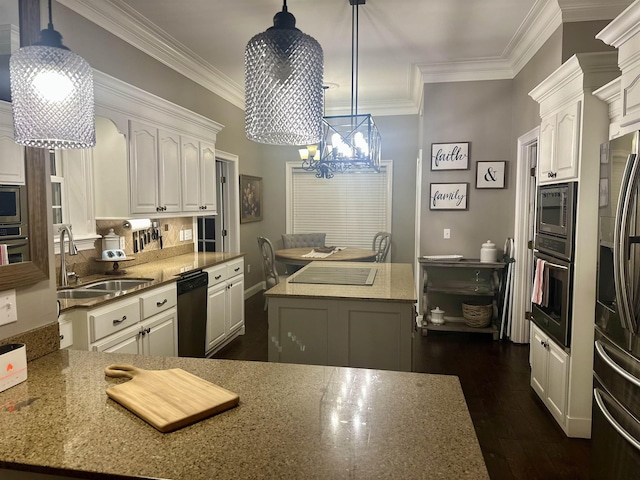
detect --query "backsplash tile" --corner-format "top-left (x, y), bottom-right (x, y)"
top-left (55, 217), bottom-right (197, 282)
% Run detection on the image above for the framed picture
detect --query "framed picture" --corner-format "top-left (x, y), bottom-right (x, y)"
top-left (240, 175), bottom-right (263, 223)
top-left (476, 161), bottom-right (506, 189)
top-left (431, 142), bottom-right (470, 170)
top-left (429, 183), bottom-right (469, 210)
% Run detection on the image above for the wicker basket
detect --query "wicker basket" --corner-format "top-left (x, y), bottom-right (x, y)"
top-left (462, 303), bottom-right (492, 328)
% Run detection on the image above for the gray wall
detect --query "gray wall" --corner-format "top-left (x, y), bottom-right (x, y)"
top-left (421, 80), bottom-right (515, 258)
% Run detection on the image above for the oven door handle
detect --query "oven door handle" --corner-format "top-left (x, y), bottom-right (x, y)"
top-left (532, 250), bottom-right (569, 270)
top-left (615, 153), bottom-right (638, 334)
top-left (5, 241), bottom-right (28, 248)
top-left (593, 388), bottom-right (640, 453)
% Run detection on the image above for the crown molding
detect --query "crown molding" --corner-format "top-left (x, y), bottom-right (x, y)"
top-left (558, 0), bottom-right (633, 22)
top-left (596, 0), bottom-right (640, 46)
top-left (419, 58), bottom-right (515, 84)
top-left (56, 0), bottom-right (245, 110)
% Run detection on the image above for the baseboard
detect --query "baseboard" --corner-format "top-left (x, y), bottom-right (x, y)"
top-left (563, 415), bottom-right (592, 439)
top-left (244, 281), bottom-right (265, 300)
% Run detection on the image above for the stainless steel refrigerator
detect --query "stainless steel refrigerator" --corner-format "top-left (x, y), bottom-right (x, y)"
top-left (594, 131), bottom-right (640, 478)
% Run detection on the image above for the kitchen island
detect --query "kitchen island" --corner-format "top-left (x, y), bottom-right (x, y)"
top-left (265, 262), bottom-right (416, 371)
top-left (0, 350), bottom-right (487, 479)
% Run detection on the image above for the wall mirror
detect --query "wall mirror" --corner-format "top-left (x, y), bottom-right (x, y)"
top-left (0, 0), bottom-right (49, 289)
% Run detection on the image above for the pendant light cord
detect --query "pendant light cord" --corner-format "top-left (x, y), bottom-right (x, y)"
top-left (351, 2), bottom-right (359, 117)
top-left (47, 0), bottom-right (54, 30)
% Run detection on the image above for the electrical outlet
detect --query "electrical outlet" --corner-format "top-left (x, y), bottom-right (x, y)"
top-left (247, 264), bottom-right (251, 273)
top-left (444, 228), bottom-right (451, 239)
top-left (184, 229), bottom-right (193, 241)
top-left (164, 224), bottom-right (169, 232)
top-left (179, 230), bottom-right (184, 242)
top-left (119, 236), bottom-right (125, 250)
top-left (0, 290), bottom-right (18, 326)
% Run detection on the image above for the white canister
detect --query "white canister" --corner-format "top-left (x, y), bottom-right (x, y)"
top-left (102, 228), bottom-right (121, 252)
top-left (430, 307), bottom-right (445, 325)
top-left (480, 240), bottom-right (497, 263)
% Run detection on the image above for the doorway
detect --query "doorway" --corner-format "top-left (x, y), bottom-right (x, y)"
top-left (511, 127), bottom-right (539, 344)
top-left (196, 150), bottom-right (240, 253)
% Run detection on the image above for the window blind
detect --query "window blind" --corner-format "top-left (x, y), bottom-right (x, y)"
top-left (289, 164), bottom-right (391, 249)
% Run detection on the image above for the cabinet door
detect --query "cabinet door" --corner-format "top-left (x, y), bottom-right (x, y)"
top-left (227, 275), bottom-right (244, 334)
top-left (129, 120), bottom-right (159, 214)
top-left (538, 116), bottom-right (555, 182)
top-left (530, 325), bottom-right (549, 399)
top-left (95, 329), bottom-right (141, 354)
top-left (546, 340), bottom-right (569, 425)
top-left (200, 142), bottom-right (217, 213)
top-left (143, 309), bottom-right (177, 357)
top-left (554, 101), bottom-right (581, 181)
top-left (0, 125), bottom-right (25, 185)
top-left (207, 283), bottom-right (227, 352)
top-left (158, 130), bottom-right (182, 213)
top-left (181, 136), bottom-right (201, 212)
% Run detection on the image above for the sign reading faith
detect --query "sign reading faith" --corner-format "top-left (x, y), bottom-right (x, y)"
top-left (429, 183), bottom-right (468, 210)
top-left (431, 142), bottom-right (469, 170)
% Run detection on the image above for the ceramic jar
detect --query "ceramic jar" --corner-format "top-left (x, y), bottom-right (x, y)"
top-left (102, 228), bottom-right (121, 252)
top-left (430, 307), bottom-right (445, 325)
top-left (480, 240), bottom-right (497, 263)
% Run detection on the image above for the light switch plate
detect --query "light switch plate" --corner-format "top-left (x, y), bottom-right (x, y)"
top-left (0, 290), bottom-right (18, 326)
top-left (179, 230), bottom-right (184, 242)
top-left (184, 229), bottom-right (193, 241)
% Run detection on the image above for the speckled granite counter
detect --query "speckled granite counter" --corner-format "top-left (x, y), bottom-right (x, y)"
top-left (59, 252), bottom-right (244, 311)
top-left (265, 261), bottom-right (416, 303)
top-left (0, 350), bottom-right (488, 480)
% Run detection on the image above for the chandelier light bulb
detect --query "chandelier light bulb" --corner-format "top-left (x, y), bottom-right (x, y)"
top-left (32, 70), bottom-right (75, 102)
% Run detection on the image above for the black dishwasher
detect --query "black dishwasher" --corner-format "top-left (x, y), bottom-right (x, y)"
top-left (176, 270), bottom-right (208, 358)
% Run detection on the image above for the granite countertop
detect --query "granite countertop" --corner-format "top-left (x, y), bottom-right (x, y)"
top-left (58, 252), bottom-right (244, 311)
top-left (0, 350), bottom-right (488, 480)
top-left (265, 261), bottom-right (416, 303)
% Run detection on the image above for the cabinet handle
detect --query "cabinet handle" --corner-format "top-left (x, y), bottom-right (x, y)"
top-left (113, 315), bottom-right (127, 325)
top-left (214, 275), bottom-right (222, 280)
top-left (234, 267), bottom-right (240, 272)
top-left (59, 334), bottom-right (64, 340)
top-left (203, 205), bottom-right (207, 210)
top-left (156, 206), bottom-right (162, 212)
top-left (548, 171), bottom-right (557, 178)
top-left (156, 299), bottom-right (168, 307)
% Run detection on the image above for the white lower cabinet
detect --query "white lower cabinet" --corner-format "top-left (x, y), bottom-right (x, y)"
top-left (68, 283), bottom-right (178, 357)
top-left (204, 258), bottom-right (245, 355)
top-left (530, 323), bottom-right (569, 426)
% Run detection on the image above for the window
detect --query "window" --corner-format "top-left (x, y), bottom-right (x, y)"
top-left (49, 149), bottom-right (66, 226)
top-left (286, 160), bottom-right (392, 251)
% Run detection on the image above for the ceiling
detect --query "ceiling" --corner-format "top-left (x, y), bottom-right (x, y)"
top-left (44, 1), bottom-right (640, 114)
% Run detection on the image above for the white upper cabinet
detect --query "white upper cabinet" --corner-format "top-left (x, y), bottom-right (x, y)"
top-left (92, 70), bottom-right (224, 219)
top-left (0, 101), bottom-right (25, 185)
top-left (530, 53), bottom-right (619, 185)
top-left (597, 2), bottom-right (640, 137)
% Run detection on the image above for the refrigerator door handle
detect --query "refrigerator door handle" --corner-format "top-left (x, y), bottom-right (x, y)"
top-left (594, 388), bottom-right (640, 453)
top-left (595, 340), bottom-right (640, 388)
top-left (615, 153), bottom-right (638, 334)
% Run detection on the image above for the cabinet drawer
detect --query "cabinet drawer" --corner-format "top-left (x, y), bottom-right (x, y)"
top-left (227, 258), bottom-right (244, 278)
top-left (90, 297), bottom-right (141, 342)
top-left (140, 284), bottom-right (177, 319)
top-left (206, 264), bottom-right (227, 287)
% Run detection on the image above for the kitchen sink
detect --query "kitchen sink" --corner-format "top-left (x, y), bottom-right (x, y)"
top-left (83, 278), bottom-right (154, 291)
top-left (57, 289), bottom-right (113, 299)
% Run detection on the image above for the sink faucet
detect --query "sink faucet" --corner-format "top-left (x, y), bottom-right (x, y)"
top-left (59, 225), bottom-right (78, 287)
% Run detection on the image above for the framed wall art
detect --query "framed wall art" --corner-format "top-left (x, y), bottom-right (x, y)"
top-left (476, 161), bottom-right (506, 189)
top-left (429, 183), bottom-right (468, 210)
top-left (431, 142), bottom-right (470, 170)
top-left (240, 175), bottom-right (263, 223)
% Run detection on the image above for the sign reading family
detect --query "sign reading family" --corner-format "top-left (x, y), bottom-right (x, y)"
top-left (431, 142), bottom-right (470, 170)
top-left (429, 183), bottom-right (468, 210)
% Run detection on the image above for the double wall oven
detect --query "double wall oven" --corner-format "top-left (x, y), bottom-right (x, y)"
top-left (532, 181), bottom-right (577, 349)
top-left (0, 184), bottom-right (29, 264)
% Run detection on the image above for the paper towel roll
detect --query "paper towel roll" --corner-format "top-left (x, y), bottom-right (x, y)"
top-left (123, 218), bottom-right (152, 232)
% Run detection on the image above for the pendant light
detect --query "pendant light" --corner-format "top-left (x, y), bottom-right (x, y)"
top-left (9, 0), bottom-right (95, 149)
top-left (300, 0), bottom-right (380, 179)
top-left (245, 0), bottom-right (324, 146)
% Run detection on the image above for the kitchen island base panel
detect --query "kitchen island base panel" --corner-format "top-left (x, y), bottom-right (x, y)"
top-left (268, 297), bottom-right (413, 371)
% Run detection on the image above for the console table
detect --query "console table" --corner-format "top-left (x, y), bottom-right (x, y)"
top-left (418, 258), bottom-right (505, 340)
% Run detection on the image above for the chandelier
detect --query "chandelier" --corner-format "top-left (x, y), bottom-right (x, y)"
top-left (9, 0), bottom-right (95, 149)
top-left (299, 0), bottom-right (381, 179)
top-left (245, 0), bottom-right (324, 146)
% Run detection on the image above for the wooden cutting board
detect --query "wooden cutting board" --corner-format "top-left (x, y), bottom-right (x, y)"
top-left (104, 364), bottom-right (239, 433)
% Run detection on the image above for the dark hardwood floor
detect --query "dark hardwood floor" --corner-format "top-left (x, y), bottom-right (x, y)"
top-left (213, 292), bottom-right (591, 480)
